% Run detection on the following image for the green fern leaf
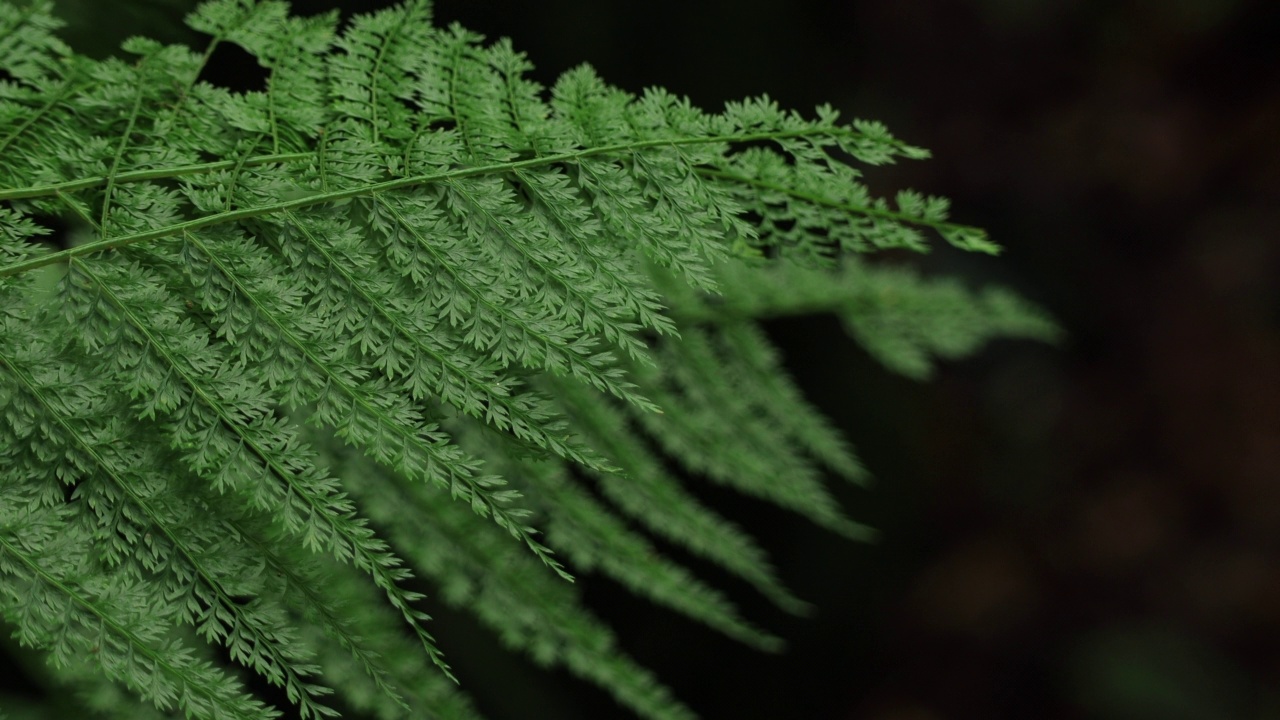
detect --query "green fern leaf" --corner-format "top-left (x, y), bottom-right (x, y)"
top-left (0, 1), bottom-right (1058, 718)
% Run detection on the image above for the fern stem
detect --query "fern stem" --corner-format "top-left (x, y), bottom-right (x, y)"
top-left (98, 61), bottom-right (148, 234)
top-left (364, 7), bottom-right (409, 148)
top-left (1, 128), bottom-right (929, 278)
top-left (267, 72), bottom-right (281, 155)
top-left (0, 152), bottom-right (313, 201)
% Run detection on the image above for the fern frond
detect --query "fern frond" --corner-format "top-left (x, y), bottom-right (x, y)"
top-left (0, 0), bottom-right (70, 87)
top-left (549, 373), bottom-right (811, 614)
top-left (0, 1), bottom-right (1058, 718)
top-left (450, 416), bottom-right (784, 652)
top-left (624, 322), bottom-right (874, 540)
top-left (322, 435), bottom-right (698, 720)
top-left (0, 463), bottom-right (276, 720)
top-left (676, 257), bottom-right (1062, 380)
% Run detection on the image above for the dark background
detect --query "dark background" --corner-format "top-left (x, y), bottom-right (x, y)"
top-left (45, 0), bottom-right (1280, 718)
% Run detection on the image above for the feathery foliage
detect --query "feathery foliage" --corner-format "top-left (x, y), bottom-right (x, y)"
top-left (0, 0), bottom-right (1058, 717)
